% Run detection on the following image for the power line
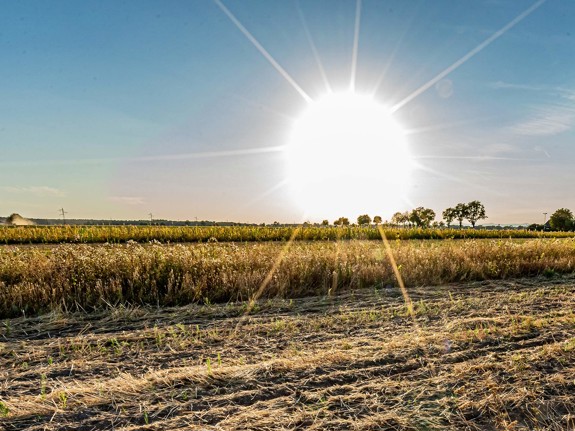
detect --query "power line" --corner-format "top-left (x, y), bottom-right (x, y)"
top-left (59, 208), bottom-right (68, 225)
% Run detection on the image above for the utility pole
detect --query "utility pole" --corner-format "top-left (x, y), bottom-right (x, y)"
top-left (59, 208), bottom-right (67, 225)
top-left (149, 213), bottom-right (153, 225)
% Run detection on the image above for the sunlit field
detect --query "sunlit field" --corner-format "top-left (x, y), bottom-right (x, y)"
top-left (2, 0), bottom-right (575, 428)
top-left (0, 238), bottom-right (574, 318)
top-left (2, 260), bottom-right (575, 429)
top-left (1, 225), bottom-right (575, 244)
top-left (2, 234), bottom-right (575, 429)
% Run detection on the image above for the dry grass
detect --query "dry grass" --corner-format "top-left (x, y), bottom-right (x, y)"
top-left (2, 239), bottom-right (575, 318)
top-left (1, 278), bottom-right (574, 430)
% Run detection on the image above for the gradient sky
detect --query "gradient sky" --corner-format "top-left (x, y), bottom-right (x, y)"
top-left (1, 0), bottom-right (574, 224)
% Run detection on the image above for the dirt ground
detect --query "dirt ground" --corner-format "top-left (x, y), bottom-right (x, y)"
top-left (1, 276), bottom-right (574, 430)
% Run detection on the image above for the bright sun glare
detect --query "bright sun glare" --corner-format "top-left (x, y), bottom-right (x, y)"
top-left (286, 92), bottom-right (413, 220)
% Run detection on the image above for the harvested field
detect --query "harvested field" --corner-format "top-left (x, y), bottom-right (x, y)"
top-left (1, 277), bottom-right (574, 430)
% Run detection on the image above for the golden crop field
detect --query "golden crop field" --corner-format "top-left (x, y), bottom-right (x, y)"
top-left (2, 236), bottom-right (575, 430)
top-left (1, 238), bottom-right (575, 318)
top-left (0, 224), bottom-right (574, 245)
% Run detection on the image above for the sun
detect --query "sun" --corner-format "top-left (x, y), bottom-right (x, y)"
top-left (285, 91), bottom-right (413, 221)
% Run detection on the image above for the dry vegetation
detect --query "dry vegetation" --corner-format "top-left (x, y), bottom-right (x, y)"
top-left (1, 225), bottom-right (574, 245)
top-left (2, 239), bottom-right (575, 318)
top-left (1, 238), bottom-right (575, 430)
top-left (1, 277), bottom-right (574, 430)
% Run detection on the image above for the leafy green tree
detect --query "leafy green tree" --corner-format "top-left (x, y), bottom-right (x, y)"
top-left (465, 200), bottom-right (487, 228)
top-left (321, 219), bottom-right (329, 226)
top-left (357, 214), bottom-right (371, 226)
top-left (549, 208), bottom-right (574, 231)
top-left (373, 215), bottom-right (382, 225)
top-left (454, 203), bottom-right (469, 228)
top-left (409, 207), bottom-right (436, 228)
top-left (442, 207), bottom-right (457, 228)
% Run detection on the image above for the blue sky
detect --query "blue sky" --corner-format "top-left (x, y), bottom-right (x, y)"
top-left (1, 0), bottom-right (574, 223)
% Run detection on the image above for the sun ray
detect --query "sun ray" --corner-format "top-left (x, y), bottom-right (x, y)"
top-left (135, 146), bottom-right (287, 162)
top-left (413, 155), bottom-right (532, 161)
top-left (240, 178), bottom-right (290, 210)
top-left (377, 225), bottom-right (419, 329)
top-left (350, 0), bottom-right (362, 92)
top-left (213, 0), bottom-right (312, 103)
top-left (234, 225), bottom-right (302, 333)
top-left (0, 146), bottom-right (287, 168)
top-left (330, 238), bottom-right (340, 298)
top-left (404, 116), bottom-right (496, 135)
top-left (371, 2), bottom-right (420, 97)
top-left (391, 0), bottom-right (546, 113)
top-left (414, 162), bottom-right (505, 195)
top-left (296, 1), bottom-right (332, 93)
top-left (228, 92), bottom-right (296, 121)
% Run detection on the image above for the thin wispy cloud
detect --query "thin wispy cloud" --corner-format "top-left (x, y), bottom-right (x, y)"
top-left (533, 145), bottom-right (551, 158)
top-left (109, 196), bottom-right (145, 206)
top-left (489, 81), bottom-right (544, 91)
top-left (556, 87), bottom-right (575, 102)
top-left (0, 186), bottom-right (66, 197)
top-left (487, 80), bottom-right (575, 142)
top-left (510, 104), bottom-right (575, 136)
top-left (489, 80), bottom-right (575, 101)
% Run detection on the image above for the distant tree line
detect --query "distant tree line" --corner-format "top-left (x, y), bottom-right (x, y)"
top-left (391, 201), bottom-right (486, 228)
top-left (528, 208), bottom-right (575, 232)
top-left (15, 202), bottom-right (575, 231)
top-left (327, 200), bottom-right (488, 229)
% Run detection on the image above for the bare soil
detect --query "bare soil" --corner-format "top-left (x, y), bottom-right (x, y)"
top-left (1, 277), bottom-right (574, 430)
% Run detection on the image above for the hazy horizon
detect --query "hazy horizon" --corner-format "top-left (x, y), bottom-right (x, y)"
top-left (1, 0), bottom-right (573, 224)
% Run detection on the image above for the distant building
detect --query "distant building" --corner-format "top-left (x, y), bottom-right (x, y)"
top-left (5, 213), bottom-right (35, 226)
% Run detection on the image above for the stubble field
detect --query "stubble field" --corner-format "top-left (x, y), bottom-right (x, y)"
top-left (1, 237), bottom-right (575, 430)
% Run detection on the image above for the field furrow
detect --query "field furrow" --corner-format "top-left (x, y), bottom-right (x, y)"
top-left (2, 277), bottom-right (574, 430)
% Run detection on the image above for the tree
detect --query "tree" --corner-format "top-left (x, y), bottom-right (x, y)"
top-left (373, 215), bottom-right (382, 225)
top-left (465, 200), bottom-right (487, 228)
top-left (454, 203), bottom-right (469, 228)
top-left (357, 214), bottom-right (371, 226)
top-left (321, 219), bottom-right (329, 226)
top-left (409, 207), bottom-right (436, 228)
top-left (549, 208), bottom-right (574, 231)
top-left (392, 211), bottom-right (409, 227)
top-left (334, 217), bottom-right (350, 226)
top-left (442, 207), bottom-right (457, 228)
